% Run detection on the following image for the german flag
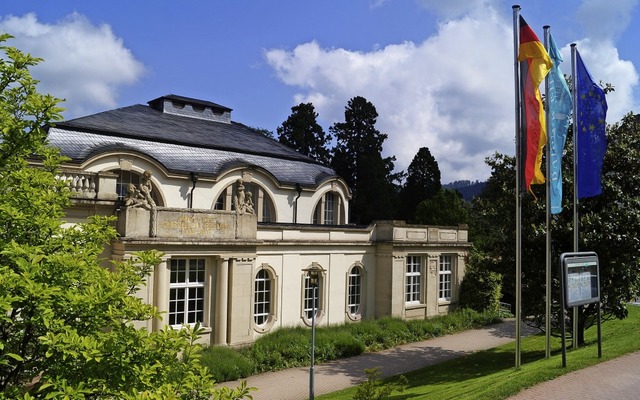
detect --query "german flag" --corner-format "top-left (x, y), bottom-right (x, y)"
top-left (518, 16), bottom-right (552, 192)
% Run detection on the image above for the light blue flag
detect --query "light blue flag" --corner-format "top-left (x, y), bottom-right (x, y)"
top-left (547, 34), bottom-right (572, 214)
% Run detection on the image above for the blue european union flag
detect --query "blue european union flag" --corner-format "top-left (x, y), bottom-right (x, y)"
top-left (575, 50), bottom-right (607, 198)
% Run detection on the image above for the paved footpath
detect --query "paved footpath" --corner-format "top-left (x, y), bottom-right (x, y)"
top-left (223, 320), bottom-right (536, 400)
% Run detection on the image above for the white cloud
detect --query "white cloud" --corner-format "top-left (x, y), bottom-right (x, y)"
top-left (266, 7), bottom-right (514, 182)
top-left (572, 0), bottom-right (640, 122)
top-left (416, 0), bottom-right (500, 19)
top-left (566, 39), bottom-right (639, 123)
top-left (265, 1), bottom-right (639, 183)
top-left (0, 13), bottom-right (144, 118)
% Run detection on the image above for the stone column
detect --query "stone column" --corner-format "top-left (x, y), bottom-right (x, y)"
top-left (215, 257), bottom-right (230, 345)
top-left (427, 254), bottom-right (440, 317)
top-left (227, 257), bottom-right (254, 346)
top-left (154, 256), bottom-right (171, 331)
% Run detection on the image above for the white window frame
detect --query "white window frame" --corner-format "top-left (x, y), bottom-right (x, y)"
top-left (346, 265), bottom-right (363, 319)
top-left (254, 269), bottom-right (272, 326)
top-left (303, 273), bottom-right (321, 320)
top-left (313, 191), bottom-right (343, 225)
top-left (169, 258), bottom-right (206, 327)
top-left (439, 254), bottom-right (454, 302)
top-left (324, 192), bottom-right (335, 224)
top-left (301, 266), bottom-right (325, 326)
top-left (406, 256), bottom-right (422, 304)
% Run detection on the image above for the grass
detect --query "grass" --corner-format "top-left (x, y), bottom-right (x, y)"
top-left (318, 305), bottom-right (640, 400)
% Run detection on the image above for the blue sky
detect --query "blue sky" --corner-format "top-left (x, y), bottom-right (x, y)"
top-left (2, 0), bottom-right (639, 183)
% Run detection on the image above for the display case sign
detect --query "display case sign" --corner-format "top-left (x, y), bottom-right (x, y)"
top-left (561, 253), bottom-right (600, 307)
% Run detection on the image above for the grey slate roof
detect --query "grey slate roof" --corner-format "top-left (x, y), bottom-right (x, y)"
top-left (47, 100), bottom-right (337, 187)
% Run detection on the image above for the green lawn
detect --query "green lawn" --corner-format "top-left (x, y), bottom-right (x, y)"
top-left (319, 305), bottom-right (640, 400)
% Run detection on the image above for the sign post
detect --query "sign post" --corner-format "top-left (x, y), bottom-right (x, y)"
top-left (559, 252), bottom-right (602, 367)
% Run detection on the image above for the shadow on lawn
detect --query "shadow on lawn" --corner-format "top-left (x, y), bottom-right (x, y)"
top-left (381, 347), bottom-right (549, 399)
top-left (394, 341), bottom-right (587, 400)
top-left (317, 346), bottom-right (469, 385)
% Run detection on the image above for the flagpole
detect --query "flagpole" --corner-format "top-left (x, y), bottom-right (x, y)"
top-left (543, 25), bottom-right (552, 359)
top-left (571, 43), bottom-right (579, 349)
top-left (512, 4), bottom-right (522, 369)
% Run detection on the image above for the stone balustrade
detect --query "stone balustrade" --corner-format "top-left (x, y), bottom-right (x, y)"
top-left (57, 170), bottom-right (119, 201)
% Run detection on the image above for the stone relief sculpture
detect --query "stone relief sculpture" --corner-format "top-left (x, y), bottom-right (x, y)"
top-left (124, 170), bottom-right (157, 236)
top-left (124, 170), bottom-right (156, 210)
top-left (140, 170), bottom-right (157, 209)
top-left (244, 192), bottom-right (255, 214)
top-left (233, 179), bottom-right (254, 215)
top-left (124, 171), bottom-right (156, 210)
top-left (123, 183), bottom-right (144, 207)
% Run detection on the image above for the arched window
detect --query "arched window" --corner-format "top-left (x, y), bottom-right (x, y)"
top-left (214, 181), bottom-right (275, 222)
top-left (303, 272), bottom-right (322, 321)
top-left (254, 269), bottom-right (273, 326)
top-left (347, 265), bottom-right (363, 317)
top-left (313, 192), bottom-right (344, 225)
top-left (303, 269), bottom-right (323, 323)
top-left (113, 169), bottom-right (162, 206)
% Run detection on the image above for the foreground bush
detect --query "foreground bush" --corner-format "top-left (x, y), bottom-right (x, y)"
top-left (200, 346), bottom-right (256, 382)
top-left (459, 250), bottom-right (503, 313)
top-left (0, 34), bottom-right (252, 399)
top-left (201, 309), bottom-right (502, 382)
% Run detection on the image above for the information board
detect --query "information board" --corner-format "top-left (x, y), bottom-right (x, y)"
top-left (561, 253), bottom-right (600, 307)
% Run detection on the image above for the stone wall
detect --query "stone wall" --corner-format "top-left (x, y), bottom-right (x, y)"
top-left (117, 207), bottom-right (256, 239)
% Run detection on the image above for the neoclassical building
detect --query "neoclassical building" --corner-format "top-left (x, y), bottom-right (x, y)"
top-left (47, 94), bottom-right (470, 346)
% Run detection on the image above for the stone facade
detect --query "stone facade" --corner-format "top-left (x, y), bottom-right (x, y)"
top-left (51, 95), bottom-right (471, 347)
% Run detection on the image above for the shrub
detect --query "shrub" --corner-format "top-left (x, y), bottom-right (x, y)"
top-left (247, 327), bottom-right (310, 372)
top-left (200, 345), bottom-right (255, 382)
top-left (375, 317), bottom-right (414, 347)
top-left (343, 320), bottom-right (387, 351)
top-left (459, 258), bottom-right (503, 313)
top-left (315, 330), bottom-right (365, 362)
top-left (200, 308), bottom-right (502, 382)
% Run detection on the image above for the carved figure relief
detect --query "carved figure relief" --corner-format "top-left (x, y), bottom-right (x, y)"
top-left (244, 192), bottom-right (255, 214)
top-left (123, 170), bottom-right (158, 237)
top-left (233, 179), bottom-right (254, 215)
top-left (124, 170), bottom-right (156, 210)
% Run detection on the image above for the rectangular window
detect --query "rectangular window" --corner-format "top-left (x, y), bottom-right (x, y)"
top-left (439, 255), bottom-right (453, 301)
top-left (405, 256), bottom-right (422, 304)
top-left (169, 258), bottom-right (206, 326)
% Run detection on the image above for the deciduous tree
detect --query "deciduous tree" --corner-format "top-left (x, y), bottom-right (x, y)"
top-left (0, 33), bottom-right (251, 400)
top-left (414, 189), bottom-right (468, 226)
top-left (469, 113), bottom-right (640, 344)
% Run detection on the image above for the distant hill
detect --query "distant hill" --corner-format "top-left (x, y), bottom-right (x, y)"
top-left (443, 180), bottom-right (487, 201)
